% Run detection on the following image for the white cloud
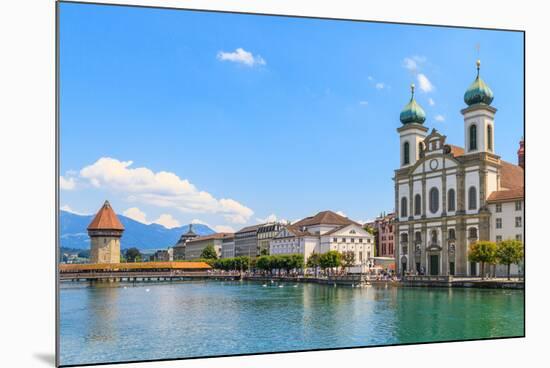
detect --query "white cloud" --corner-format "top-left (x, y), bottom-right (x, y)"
top-left (153, 214), bottom-right (180, 229)
top-left (257, 214), bottom-right (278, 223)
top-left (428, 98), bottom-right (435, 106)
top-left (214, 225), bottom-right (236, 233)
top-left (375, 82), bottom-right (385, 89)
top-left (79, 157), bottom-right (254, 224)
top-left (367, 76), bottom-right (374, 81)
top-left (60, 176), bottom-right (76, 190)
top-left (417, 73), bottom-right (434, 93)
top-left (336, 210), bottom-right (347, 218)
top-left (403, 57), bottom-right (418, 72)
top-left (217, 48), bottom-right (266, 67)
top-left (435, 114), bottom-right (445, 122)
top-left (359, 101), bottom-right (369, 106)
top-left (123, 207), bottom-right (148, 224)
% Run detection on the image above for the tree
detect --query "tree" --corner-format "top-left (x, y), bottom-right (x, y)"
top-left (468, 241), bottom-right (497, 279)
top-left (341, 251), bottom-right (356, 273)
top-left (256, 255), bottom-right (272, 274)
top-left (200, 244), bottom-right (218, 260)
top-left (496, 239), bottom-right (524, 280)
top-left (125, 247), bottom-right (142, 263)
top-left (319, 251), bottom-right (342, 276)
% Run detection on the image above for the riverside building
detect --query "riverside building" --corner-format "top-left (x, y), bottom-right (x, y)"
top-left (184, 233), bottom-right (233, 260)
top-left (270, 210), bottom-right (374, 266)
top-left (172, 224), bottom-right (198, 260)
top-left (394, 61), bottom-right (524, 277)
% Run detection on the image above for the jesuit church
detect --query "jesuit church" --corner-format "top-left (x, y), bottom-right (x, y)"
top-left (394, 60), bottom-right (524, 277)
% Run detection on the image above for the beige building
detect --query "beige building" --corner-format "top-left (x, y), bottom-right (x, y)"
top-left (87, 200), bottom-right (124, 264)
top-left (184, 233), bottom-right (233, 260)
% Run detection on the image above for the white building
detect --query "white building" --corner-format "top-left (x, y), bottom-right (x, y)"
top-left (270, 211), bottom-right (374, 266)
top-left (394, 60), bottom-right (524, 277)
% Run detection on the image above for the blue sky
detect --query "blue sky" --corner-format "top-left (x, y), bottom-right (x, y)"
top-left (59, 3), bottom-right (524, 232)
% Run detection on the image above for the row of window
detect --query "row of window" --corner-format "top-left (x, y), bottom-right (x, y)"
top-left (496, 234), bottom-right (523, 242)
top-left (495, 217), bottom-right (522, 229)
top-left (400, 227), bottom-right (477, 244)
top-left (401, 187), bottom-right (478, 218)
top-left (331, 238), bottom-right (371, 243)
top-left (495, 201), bottom-right (523, 213)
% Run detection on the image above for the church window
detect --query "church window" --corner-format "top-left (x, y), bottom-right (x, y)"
top-left (403, 142), bottom-right (410, 165)
top-left (448, 228), bottom-right (456, 240)
top-left (429, 187), bottom-right (439, 213)
top-left (415, 231), bottom-right (422, 242)
top-left (419, 142), bottom-right (424, 158)
top-left (469, 124), bottom-right (477, 151)
top-left (447, 189), bottom-right (456, 212)
top-left (468, 186), bottom-right (477, 210)
top-left (414, 194), bottom-right (421, 215)
top-left (431, 230), bottom-right (438, 244)
top-left (401, 197), bottom-right (408, 218)
top-left (487, 125), bottom-right (493, 151)
top-left (401, 233), bottom-right (408, 243)
top-left (469, 227), bottom-right (478, 239)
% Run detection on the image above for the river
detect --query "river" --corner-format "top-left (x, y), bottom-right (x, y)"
top-left (59, 280), bottom-right (524, 366)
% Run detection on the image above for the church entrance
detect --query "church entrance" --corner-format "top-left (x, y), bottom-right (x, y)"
top-left (429, 255), bottom-right (439, 276)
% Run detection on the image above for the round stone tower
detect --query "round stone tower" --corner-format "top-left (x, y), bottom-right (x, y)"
top-left (87, 200), bottom-right (125, 264)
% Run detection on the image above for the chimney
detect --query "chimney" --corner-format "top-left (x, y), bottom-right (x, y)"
top-left (517, 137), bottom-right (525, 169)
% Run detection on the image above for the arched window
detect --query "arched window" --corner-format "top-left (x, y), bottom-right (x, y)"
top-left (431, 230), bottom-right (438, 244)
top-left (468, 186), bottom-right (477, 210)
top-left (447, 189), bottom-right (456, 212)
top-left (415, 231), bottom-right (422, 242)
top-left (468, 227), bottom-right (478, 239)
top-left (401, 233), bottom-right (408, 243)
top-left (429, 187), bottom-right (439, 213)
top-left (414, 194), bottom-right (421, 216)
top-left (418, 142), bottom-right (424, 158)
top-left (469, 124), bottom-right (477, 151)
top-left (487, 125), bottom-right (493, 151)
top-left (401, 197), bottom-right (408, 218)
top-left (448, 228), bottom-right (456, 240)
top-left (403, 142), bottom-right (410, 165)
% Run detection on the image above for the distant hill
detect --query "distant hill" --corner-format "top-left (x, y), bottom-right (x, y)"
top-left (59, 210), bottom-right (215, 250)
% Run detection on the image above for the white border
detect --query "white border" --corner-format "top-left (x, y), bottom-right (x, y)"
top-left (1, 1), bottom-right (547, 367)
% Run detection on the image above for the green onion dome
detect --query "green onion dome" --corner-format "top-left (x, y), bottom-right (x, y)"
top-left (400, 84), bottom-right (426, 125)
top-left (464, 60), bottom-right (494, 106)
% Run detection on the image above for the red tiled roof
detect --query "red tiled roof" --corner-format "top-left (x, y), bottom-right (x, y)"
top-left (448, 145), bottom-right (465, 158)
top-left (487, 187), bottom-right (524, 202)
top-left (293, 210), bottom-right (359, 227)
top-left (87, 200), bottom-right (124, 231)
top-left (500, 160), bottom-right (524, 190)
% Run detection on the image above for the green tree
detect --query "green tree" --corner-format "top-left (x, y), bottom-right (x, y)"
top-left (319, 251), bottom-right (342, 276)
top-left (125, 247), bottom-right (142, 263)
top-left (200, 244), bottom-right (218, 260)
top-left (341, 251), bottom-right (356, 273)
top-left (256, 255), bottom-right (272, 273)
top-left (496, 239), bottom-right (524, 280)
top-left (306, 253), bottom-right (321, 277)
top-left (468, 241), bottom-right (497, 279)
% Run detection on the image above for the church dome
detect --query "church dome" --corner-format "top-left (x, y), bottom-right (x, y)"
top-left (464, 60), bottom-right (494, 106)
top-left (400, 84), bottom-right (426, 125)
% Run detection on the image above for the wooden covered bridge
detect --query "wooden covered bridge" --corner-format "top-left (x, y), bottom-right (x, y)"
top-left (59, 261), bottom-right (241, 282)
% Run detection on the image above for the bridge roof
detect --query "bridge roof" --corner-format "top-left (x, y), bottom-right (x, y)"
top-left (59, 261), bottom-right (212, 272)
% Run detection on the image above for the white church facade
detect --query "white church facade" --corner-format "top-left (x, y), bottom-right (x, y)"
top-left (394, 60), bottom-right (524, 277)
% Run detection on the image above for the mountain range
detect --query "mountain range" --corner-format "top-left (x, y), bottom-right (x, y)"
top-left (60, 210), bottom-right (215, 250)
